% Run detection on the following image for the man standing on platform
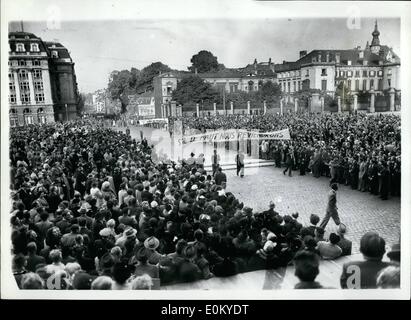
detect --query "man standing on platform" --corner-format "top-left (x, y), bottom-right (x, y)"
top-left (211, 149), bottom-right (220, 176)
top-left (319, 183), bottom-right (341, 229)
top-left (236, 150), bottom-right (245, 178)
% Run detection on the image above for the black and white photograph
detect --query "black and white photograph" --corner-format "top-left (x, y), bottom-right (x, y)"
top-left (1, 0), bottom-right (410, 300)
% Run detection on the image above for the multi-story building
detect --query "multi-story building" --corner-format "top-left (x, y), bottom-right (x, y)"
top-left (153, 59), bottom-right (277, 117)
top-left (92, 89), bottom-right (107, 113)
top-left (8, 32), bottom-right (54, 126)
top-left (127, 92), bottom-right (156, 119)
top-left (274, 21), bottom-right (400, 106)
top-left (44, 41), bottom-right (79, 121)
top-left (8, 31), bottom-right (79, 126)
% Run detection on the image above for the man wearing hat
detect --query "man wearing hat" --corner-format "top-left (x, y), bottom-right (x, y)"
top-left (387, 242), bottom-right (400, 265)
top-left (319, 183), bottom-right (341, 229)
top-left (340, 232), bottom-right (391, 289)
top-left (144, 236), bottom-right (163, 265)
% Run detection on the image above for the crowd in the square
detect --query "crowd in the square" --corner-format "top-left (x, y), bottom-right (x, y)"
top-left (9, 113), bottom-right (400, 290)
top-left (178, 113), bottom-right (401, 200)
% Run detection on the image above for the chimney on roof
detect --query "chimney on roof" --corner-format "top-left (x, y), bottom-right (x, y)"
top-left (326, 52), bottom-right (330, 62)
top-left (318, 54), bottom-right (322, 62)
top-left (268, 58), bottom-right (272, 65)
top-left (299, 50), bottom-right (307, 58)
top-left (283, 60), bottom-right (286, 64)
top-left (335, 52), bottom-right (341, 64)
top-left (254, 58), bottom-right (257, 65)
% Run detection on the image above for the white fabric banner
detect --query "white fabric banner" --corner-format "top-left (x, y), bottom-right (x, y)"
top-left (179, 128), bottom-right (291, 144)
top-left (139, 118), bottom-right (169, 125)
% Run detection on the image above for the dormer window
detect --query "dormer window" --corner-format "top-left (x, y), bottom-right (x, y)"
top-left (16, 43), bottom-right (25, 52)
top-left (359, 51), bottom-right (364, 59)
top-left (25, 35), bottom-right (30, 40)
top-left (312, 57), bottom-right (317, 63)
top-left (51, 50), bottom-right (58, 58)
top-left (31, 43), bottom-right (39, 52)
top-left (347, 60), bottom-right (352, 66)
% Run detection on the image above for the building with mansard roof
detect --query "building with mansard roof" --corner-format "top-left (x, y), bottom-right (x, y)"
top-left (8, 31), bottom-right (79, 126)
top-left (274, 21), bottom-right (400, 111)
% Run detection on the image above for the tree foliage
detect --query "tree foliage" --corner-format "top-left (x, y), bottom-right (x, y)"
top-left (172, 75), bottom-right (219, 105)
top-left (137, 62), bottom-right (171, 93)
top-left (225, 81), bottom-right (282, 108)
top-left (188, 50), bottom-right (224, 73)
top-left (107, 62), bottom-right (171, 113)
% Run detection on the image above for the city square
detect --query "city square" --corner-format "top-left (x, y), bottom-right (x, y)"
top-left (3, 8), bottom-right (405, 295)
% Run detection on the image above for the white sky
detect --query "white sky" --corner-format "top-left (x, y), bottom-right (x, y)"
top-left (7, 8), bottom-right (401, 94)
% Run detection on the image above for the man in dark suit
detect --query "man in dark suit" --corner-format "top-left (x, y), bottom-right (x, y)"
top-left (214, 167), bottom-right (227, 186)
top-left (340, 232), bottom-right (391, 289)
top-left (319, 183), bottom-right (341, 229)
top-left (26, 242), bottom-right (46, 272)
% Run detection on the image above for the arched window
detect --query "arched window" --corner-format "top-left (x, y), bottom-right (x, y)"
top-left (37, 108), bottom-right (47, 124)
top-left (23, 108), bottom-right (34, 125)
top-left (9, 108), bottom-right (18, 127)
top-left (16, 43), bottom-right (25, 52)
top-left (30, 43), bottom-right (39, 52)
top-left (248, 80), bottom-right (254, 92)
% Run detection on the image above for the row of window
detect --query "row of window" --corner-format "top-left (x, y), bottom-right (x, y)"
top-left (279, 68), bottom-right (392, 79)
top-left (337, 70), bottom-right (385, 78)
top-left (11, 43), bottom-right (59, 58)
top-left (9, 59), bottom-right (42, 67)
top-left (9, 81), bottom-right (44, 92)
top-left (9, 112), bottom-right (48, 127)
top-left (14, 43), bottom-right (40, 53)
top-left (278, 71), bottom-right (301, 79)
top-left (9, 93), bottom-right (45, 104)
top-left (340, 79), bottom-right (386, 91)
top-left (9, 69), bottom-right (43, 81)
top-left (280, 81), bottom-right (302, 93)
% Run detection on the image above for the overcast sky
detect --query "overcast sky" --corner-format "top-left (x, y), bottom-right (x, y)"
top-left (9, 18), bottom-right (400, 94)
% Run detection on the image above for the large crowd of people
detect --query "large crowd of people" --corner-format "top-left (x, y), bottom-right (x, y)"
top-left (9, 114), bottom-right (400, 290)
top-left (177, 113), bottom-right (401, 200)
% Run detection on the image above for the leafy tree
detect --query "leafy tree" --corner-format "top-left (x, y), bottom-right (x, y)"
top-left (107, 70), bottom-right (133, 113)
top-left (172, 75), bottom-right (219, 105)
top-left (258, 81), bottom-right (282, 105)
top-left (188, 50), bottom-right (224, 73)
top-left (136, 62), bottom-right (171, 93)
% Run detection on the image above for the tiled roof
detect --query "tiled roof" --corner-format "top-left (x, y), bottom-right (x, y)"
top-left (197, 68), bottom-right (244, 78)
top-left (274, 48), bottom-right (394, 72)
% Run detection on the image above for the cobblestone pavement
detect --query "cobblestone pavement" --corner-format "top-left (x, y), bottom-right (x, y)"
top-left (225, 166), bottom-right (401, 254)
top-left (120, 124), bottom-right (401, 254)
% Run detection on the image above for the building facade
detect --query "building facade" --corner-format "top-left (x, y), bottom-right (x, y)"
top-left (127, 92), bottom-right (156, 119)
top-left (274, 22), bottom-right (400, 111)
top-left (44, 41), bottom-right (79, 121)
top-left (8, 32), bottom-right (79, 126)
top-left (153, 59), bottom-right (277, 117)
